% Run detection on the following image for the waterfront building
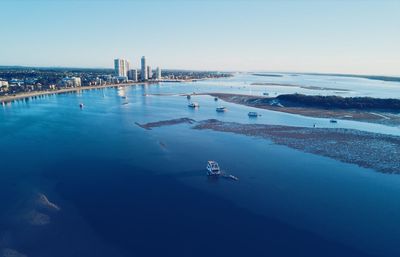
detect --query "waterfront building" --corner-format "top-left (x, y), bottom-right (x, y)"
top-left (114, 76), bottom-right (128, 83)
top-left (61, 77), bottom-right (81, 87)
top-left (155, 67), bottom-right (162, 80)
top-left (127, 69), bottom-right (138, 82)
top-left (147, 66), bottom-right (152, 80)
top-left (0, 80), bottom-right (8, 87)
top-left (0, 80), bottom-right (8, 93)
top-left (141, 56), bottom-right (148, 81)
top-left (114, 59), bottom-right (130, 77)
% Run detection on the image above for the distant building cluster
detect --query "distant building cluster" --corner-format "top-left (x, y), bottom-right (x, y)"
top-left (114, 56), bottom-right (162, 82)
top-left (0, 65), bottom-right (231, 97)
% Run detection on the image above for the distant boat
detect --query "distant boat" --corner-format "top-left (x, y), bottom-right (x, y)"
top-left (248, 112), bottom-right (259, 117)
top-left (214, 97), bottom-right (218, 101)
top-left (330, 119), bottom-right (338, 123)
top-left (188, 102), bottom-right (199, 108)
top-left (263, 92), bottom-right (269, 96)
top-left (187, 95), bottom-right (191, 99)
top-left (216, 106), bottom-right (227, 112)
top-left (206, 161), bottom-right (221, 176)
top-left (79, 103), bottom-right (84, 108)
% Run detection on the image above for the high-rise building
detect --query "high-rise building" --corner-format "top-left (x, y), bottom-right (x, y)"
top-left (141, 56), bottom-right (147, 81)
top-left (114, 59), bottom-right (129, 77)
top-left (155, 67), bottom-right (162, 80)
top-left (147, 66), bottom-right (152, 80)
top-left (127, 69), bottom-right (138, 82)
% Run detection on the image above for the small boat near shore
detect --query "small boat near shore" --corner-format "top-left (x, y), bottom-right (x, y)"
top-left (187, 95), bottom-right (191, 99)
top-left (214, 97), bottom-right (218, 101)
top-left (248, 111), bottom-right (259, 117)
top-left (188, 102), bottom-right (199, 108)
top-left (216, 106), bottom-right (227, 112)
top-left (330, 119), bottom-right (338, 123)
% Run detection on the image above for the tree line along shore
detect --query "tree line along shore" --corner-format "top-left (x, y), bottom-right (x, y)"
top-left (207, 93), bottom-right (400, 126)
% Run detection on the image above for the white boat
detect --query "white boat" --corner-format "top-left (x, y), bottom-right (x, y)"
top-left (248, 112), bottom-right (259, 117)
top-left (206, 161), bottom-right (221, 176)
top-left (216, 106), bottom-right (227, 112)
top-left (188, 102), bottom-right (199, 108)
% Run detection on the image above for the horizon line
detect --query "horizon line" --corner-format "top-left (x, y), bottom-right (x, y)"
top-left (0, 64), bottom-right (399, 78)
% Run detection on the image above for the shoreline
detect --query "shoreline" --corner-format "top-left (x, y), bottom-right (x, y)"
top-left (0, 82), bottom-right (142, 103)
top-left (0, 79), bottom-right (199, 104)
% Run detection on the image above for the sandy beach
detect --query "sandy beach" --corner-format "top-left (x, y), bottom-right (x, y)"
top-left (250, 82), bottom-right (350, 92)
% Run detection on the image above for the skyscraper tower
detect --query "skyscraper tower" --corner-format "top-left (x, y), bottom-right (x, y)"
top-left (147, 66), bottom-right (152, 80)
top-left (141, 56), bottom-right (148, 81)
top-left (114, 59), bottom-right (129, 77)
top-left (128, 69), bottom-right (138, 82)
top-left (156, 67), bottom-right (162, 80)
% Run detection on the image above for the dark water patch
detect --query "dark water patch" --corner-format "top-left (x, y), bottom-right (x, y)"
top-left (45, 159), bottom-right (373, 257)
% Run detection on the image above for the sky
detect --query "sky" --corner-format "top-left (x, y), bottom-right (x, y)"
top-left (0, 0), bottom-right (399, 75)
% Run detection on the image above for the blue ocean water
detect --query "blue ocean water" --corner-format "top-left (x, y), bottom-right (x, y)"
top-left (1, 74), bottom-right (400, 257)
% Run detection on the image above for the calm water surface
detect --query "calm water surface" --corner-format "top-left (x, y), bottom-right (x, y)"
top-left (1, 74), bottom-right (400, 257)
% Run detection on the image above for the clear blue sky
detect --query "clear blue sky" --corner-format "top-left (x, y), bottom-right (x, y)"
top-left (1, 0), bottom-right (399, 75)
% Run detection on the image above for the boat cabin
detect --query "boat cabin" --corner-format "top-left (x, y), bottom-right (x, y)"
top-left (216, 106), bottom-right (227, 112)
top-left (206, 161), bottom-right (221, 176)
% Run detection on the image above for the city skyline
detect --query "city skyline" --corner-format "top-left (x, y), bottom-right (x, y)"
top-left (1, 0), bottom-right (399, 76)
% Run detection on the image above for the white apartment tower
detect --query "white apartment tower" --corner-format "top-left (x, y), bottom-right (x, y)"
top-left (141, 56), bottom-right (148, 81)
top-left (155, 67), bottom-right (161, 80)
top-left (114, 59), bottom-right (130, 77)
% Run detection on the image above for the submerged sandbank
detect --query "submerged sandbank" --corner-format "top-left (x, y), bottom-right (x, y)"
top-left (138, 117), bottom-right (400, 174)
top-left (194, 119), bottom-right (400, 174)
top-left (135, 118), bottom-right (195, 130)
